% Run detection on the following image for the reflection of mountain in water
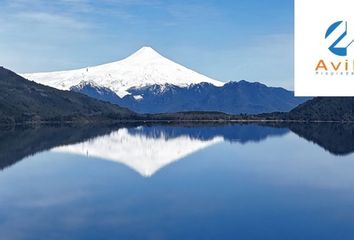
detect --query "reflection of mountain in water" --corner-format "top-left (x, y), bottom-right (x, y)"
top-left (289, 123), bottom-right (354, 156)
top-left (128, 124), bottom-right (289, 143)
top-left (0, 123), bottom-right (352, 176)
top-left (0, 126), bottom-right (118, 171)
top-left (0, 124), bottom-right (288, 176)
top-left (53, 128), bottom-right (223, 177)
top-left (53, 124), bottom-right (289, 177)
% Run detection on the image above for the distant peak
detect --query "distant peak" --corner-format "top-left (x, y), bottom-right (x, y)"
top-left (139, 46), bottom-right (155, 51)
top-left (128, 46), bottom-right (163, 59)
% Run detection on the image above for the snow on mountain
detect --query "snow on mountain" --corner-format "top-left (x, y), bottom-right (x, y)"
top-left (22, 46), bottom-right (224, 98)
top-left (73, 80), bottom-right (106, 93)
top-left (52, 128), bottom-right (223, 177)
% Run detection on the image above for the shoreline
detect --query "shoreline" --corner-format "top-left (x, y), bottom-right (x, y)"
top-left (1, 119), bottom-right (353, 128)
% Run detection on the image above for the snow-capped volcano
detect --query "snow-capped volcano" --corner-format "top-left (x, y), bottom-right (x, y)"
top-left (22, 46), bottom-right (224, 98)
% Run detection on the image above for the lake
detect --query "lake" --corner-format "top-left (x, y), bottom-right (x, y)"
top-left (0, 123), bottom-right (353, 240)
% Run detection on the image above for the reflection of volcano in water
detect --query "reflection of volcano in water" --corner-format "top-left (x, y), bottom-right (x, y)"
top-left (53, 125), bottom-right (289, 177)
top-left (1, 124), bottom-right (352, 176)
top-left (53, 128), bottom-right (223, 177)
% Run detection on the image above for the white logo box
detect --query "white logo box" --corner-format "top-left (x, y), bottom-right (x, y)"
top-left (295, 0), bottom-right (354, 96)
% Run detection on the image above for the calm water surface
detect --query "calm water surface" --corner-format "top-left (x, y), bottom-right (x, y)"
top-left (0, 124), bottom-right (353, 240)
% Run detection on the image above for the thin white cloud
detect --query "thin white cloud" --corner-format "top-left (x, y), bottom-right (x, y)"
top-left (14, 12), bottom-right (90, 29)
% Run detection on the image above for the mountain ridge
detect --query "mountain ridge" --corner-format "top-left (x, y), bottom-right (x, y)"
top-left (0, 67), bottom-right (135, 124)
top-left (72, 80), bottom-right (308, 114)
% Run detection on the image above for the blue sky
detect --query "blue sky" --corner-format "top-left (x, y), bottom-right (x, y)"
top-left (0, 0), bottom-right (294, 89)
